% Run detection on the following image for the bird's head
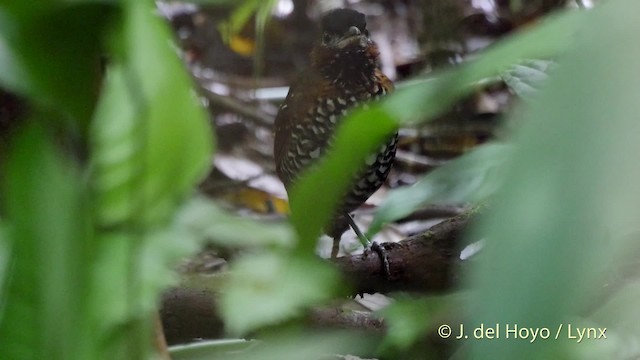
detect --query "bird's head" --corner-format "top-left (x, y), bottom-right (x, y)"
top-left (319, 8), bottom-right (370, 50)
top-left (311, 8), bottom-right (380, 81)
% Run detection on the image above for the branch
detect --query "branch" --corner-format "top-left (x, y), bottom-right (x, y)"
top-left (161, 288), bottom-right (225, 345)
top-left (307, 308), bottom-right (385, 332)
top-left (161, 211), bottom-right (474, 344)
top-left (334, 211), bottom-right (472, 295)
top-left (203, 89), bottom-right (274, 128)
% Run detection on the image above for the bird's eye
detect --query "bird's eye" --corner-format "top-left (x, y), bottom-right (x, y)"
top-left (322, 33), bottom-right (332, 43)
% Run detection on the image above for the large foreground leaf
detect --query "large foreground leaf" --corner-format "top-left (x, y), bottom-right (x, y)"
top-left (92, 0), bottom-right (213, 227)
top-left (468, 0), bottom-right (640, 358)
top-left (0, 124), bottom-right (93, 360)
top-left (0, 3), bottom-right (116, 125)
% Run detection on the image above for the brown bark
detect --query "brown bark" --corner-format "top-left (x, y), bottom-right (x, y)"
top-left (160, 288), bottom-right (225, 345)
top-left (336, 211), bottom-right (471, 295)
top-left (307, 308), bottom-right (385, 332)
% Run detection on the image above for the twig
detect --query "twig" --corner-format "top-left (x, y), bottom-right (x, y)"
top-left (203, 89), bottom-right (275, 128)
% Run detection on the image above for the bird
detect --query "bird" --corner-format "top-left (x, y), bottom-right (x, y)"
top-left (274, 8), bottom-right (397, 260)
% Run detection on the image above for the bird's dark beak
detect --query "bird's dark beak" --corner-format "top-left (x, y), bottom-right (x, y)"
top-left (337, 26), bottom-right (368, 49)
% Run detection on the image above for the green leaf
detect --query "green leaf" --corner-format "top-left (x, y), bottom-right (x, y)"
top-left (378, 297), bottom-right (440, 352)
top-left (86, 225), bottom-right (203, 338)
top-left (0, 3), bottom-right (116, 125)
top-left (170, 339), bottom-right (257, 360)
top-left (468, 0), bottom-right (640, 358)
top-left (0, 1), bottom-right (56, 19)
top-left (502, 59), bottom-right (555, 98)
top-left (0, 24), bottom-right (31, 94)
top-left (175, 195), bottom-right (294, 248)
top-left (290, 8), bottom-right (586, 252)
top-left (171, 0), bottom-right (236, 4)
top-left (220, 253), bottom-right (340, 335)
top-left (0, 124), bottom-right (94, 360)
top-left (223, 331), bottom-right (375, 360)
top-left (0, 219), bottom-right (9, 292)
top-left (584, 280), bottom-right (640, 359)
top-left (92, 0), bottom-right (213, 227)
top-left (368, 143), bottom-right (511, 236)
top-left (218, 0), bottom-right (260, 41)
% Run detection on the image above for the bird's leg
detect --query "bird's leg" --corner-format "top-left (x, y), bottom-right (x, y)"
top-left (331, 237), bottom-right (341, 259)
top-left (346, 213), bottom-right (390, 278)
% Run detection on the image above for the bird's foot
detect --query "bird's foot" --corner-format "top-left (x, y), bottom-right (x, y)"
top-left (366, 241), bottom-right (390, 279)
top-left (347, 214), bottom-right (391, 279)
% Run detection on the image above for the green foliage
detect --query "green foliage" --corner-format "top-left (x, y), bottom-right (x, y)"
top-left (176, 196), bottom-right (294, 248)
top-left (223, 331), bottom-right (375, 360)
top-left (501, 59), bottom-right (555, 98)
top-left (0, 3), bottom-right (116, 126)
top-left (221, 253), bottom-right (340, 335)
top-left (468, 0), bottom-right (640, 358)
top-left (282, 2), bottom-right (640, 358)
top-left (368, 144), bottom-right (511, 237)
top-left (92, 0), bottom-right (213, 227)
top-left (0, 124), bottom-right (93, 360)
top-left (217, 0), bottom-right (278, 75)
top-left (215, 4), bottom-right (609, 353)
top-left (2, 0), bottom-right (639, 358)
top-left (170, 339), bottom-right (257, 359)
top-left (378, 296), bottom-right (443, 352)
top-left (0, 1), bottom-right (213, 359)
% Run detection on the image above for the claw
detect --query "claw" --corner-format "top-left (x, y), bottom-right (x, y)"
top-left (369, 241), bottom-right (391, 278)
top-left (346, 213), bottom-right (391, 278)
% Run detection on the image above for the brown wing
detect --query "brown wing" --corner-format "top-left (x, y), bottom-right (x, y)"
top-left (273, 71), bottom-right (332, 186)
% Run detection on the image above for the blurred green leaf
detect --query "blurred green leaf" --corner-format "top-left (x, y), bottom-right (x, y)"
top-left (468, 0), bottom-right (640, 358)
top-left (91, 226), bottom-right (209, 350)
top-left (0, 26), bottom-right (31, 94)
top-left (225, 331), bottom-right (375, 360)
top-left (583, 280), bottom-right (640, 360)
top-left (88, 2), bottom-right (215, 356)
top-left (89, 232), bottom-right (129, 336)
top-left (168, 0), bottom-right (237, 4)
top-left (220, 253), bottom-right (340, 335)
top-left (378, 297), bottom-right (439, 352)
top-left (0, 219), bottom-right (9, 292)
top-left (176, 195), bottom-right (294, 248)
top-left (252, 0), bottom-right (277, 76)
top-left (216, 0), bottom-right (277, 75)
top-left (291, 8), bottom-right (585, 252)
top-left (368, 143), bottom-right (511, 237)
top-left (92, 0), bottom-right (213, 227)
top-left (218, 0), bottom-right (260, 42)
top-left (0, 3), bottom-right (116, 125)
top-left (1, 1), bottom-right (216, 359)
top-left (170, 339), bottom-right (257, 360)
top-left (0, 1), bottom-right (56, 19)
top-left (502, 59), bottom-right (555, 98)
top-left (0, 124), bottom-right (94, 360)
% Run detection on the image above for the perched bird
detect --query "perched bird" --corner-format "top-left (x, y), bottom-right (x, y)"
top-left (274, 8), bottom-right (397, 259)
